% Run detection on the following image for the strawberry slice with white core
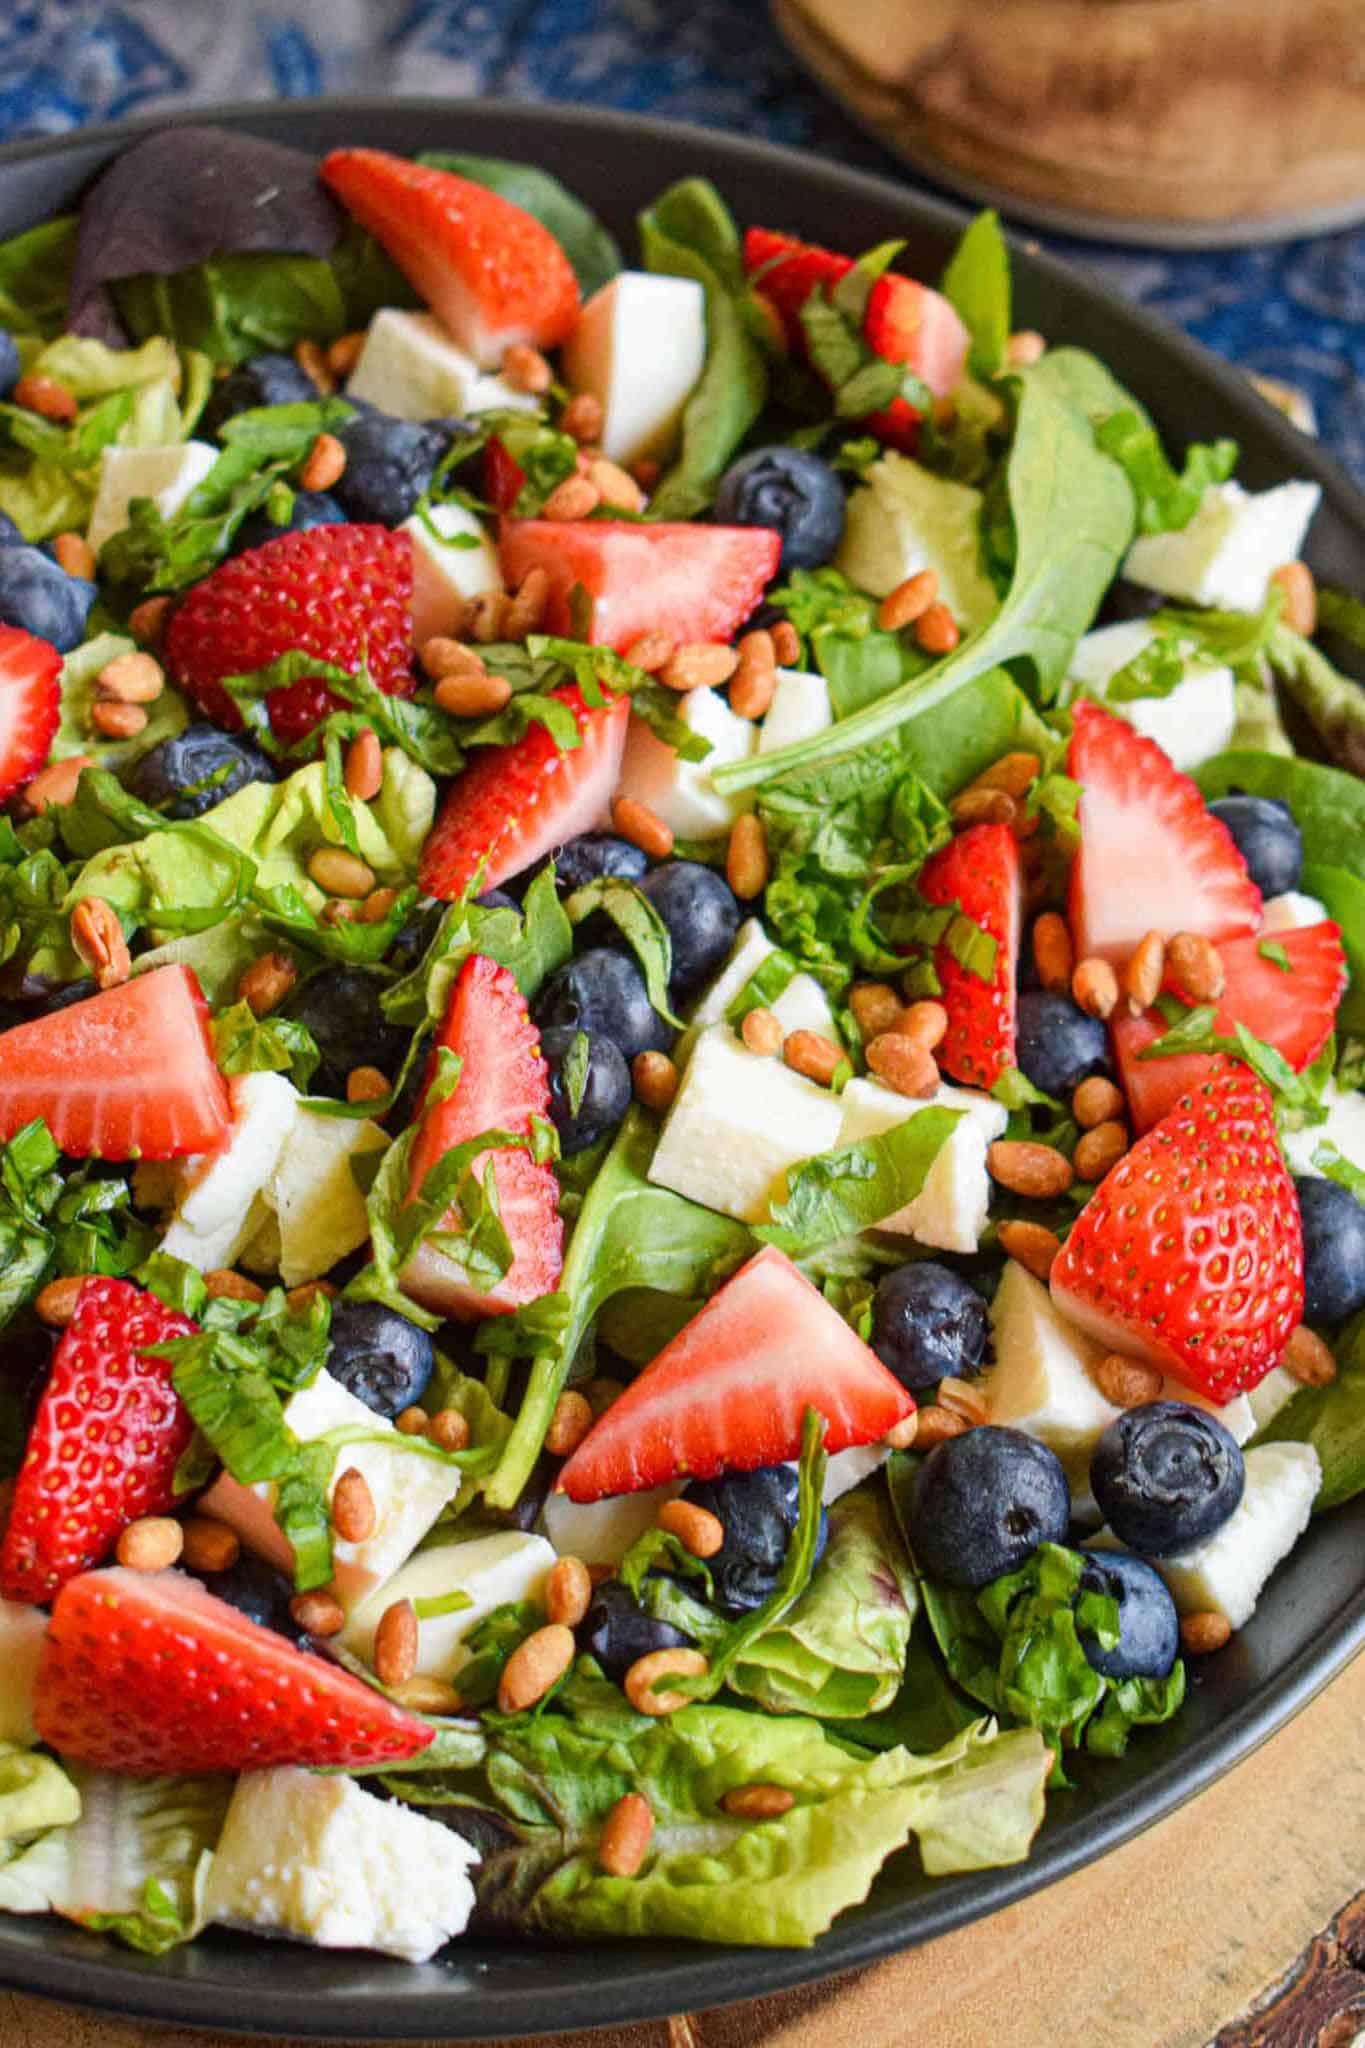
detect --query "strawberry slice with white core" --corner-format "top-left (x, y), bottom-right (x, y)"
top-left (34, 1567), bottom-right (433, 1774)
top-left (0, 964), bottom-right (230, 1159)
top-left (498, 519), bottom-right (781, 654)
top-left (1067, 701), bottom-right (1262, 965)
top-left (401, 952), bottom-right (563, 1320)
top-left (556, 1245), bottom-right (915, 1502)
top-left (418, 682), bottom-right (628, 901)
top-left (0, 625), bottom-right (60, 801)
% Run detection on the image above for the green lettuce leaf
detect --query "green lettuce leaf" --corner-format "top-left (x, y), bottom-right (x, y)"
top-left (0, 216), bottom-right (77, 338)
top-left (0, 1743), bottom-right (80, 1844)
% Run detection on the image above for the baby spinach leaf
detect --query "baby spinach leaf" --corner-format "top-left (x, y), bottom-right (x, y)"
top-left (1197, 751), bottom-right (1365, 889)
top-left (418, 153), bottom-right (621, 298)
top-left (940, 209), bottom-right (1010, 379)
top-left (1301, 862), bottom-right (1365, 1035)
top-left (758, 1107), bottom-right (962, 1257)
top-left (1257, 1308), bottom-right (1365, 1511)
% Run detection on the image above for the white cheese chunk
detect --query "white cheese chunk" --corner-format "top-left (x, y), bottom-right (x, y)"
top-left (402, 498), bottom-right (503, 646)
top-left (341, 1531), bottom-right (555, 1678)
top-left (679, 917), bottom-right (835, 1063)
top-left (159, 1071), bottom-right (298, 1273)
top-left (821, 1442), bottom-right (891, 1503)
top-left (1068, 618), bottom-right (1236, 772)
top-left (837, 1076), bottom-right (1006, 1253)
top-left (616, 686), bottom-right (757, 840)
top-left (87, 440), bottom-right (218, 559)
top-left (1123, 479), bottom-right (1321, 614)
top-left (541, 1483), bottom-right (683, 1565)
top-left (1260, 891), bottom-right (1330, 934)
top-left (1282, 1080), bottom-right (1365, 1180)
top-left (759, 668), bottom-right (832, 755)
top-left (345, 308), bottom-right (480, 420)
top-left (264, 1105), bottom-right (388, 1288)
top-left (1144, 1441), bottom-right (1321, 1628)
top-left (464, 369), bottom-right (540, 417)
top-left (648, 1024), bottom-right (844, 1223)
top-left (199, 1369), bottom-right (462, 1612)
top-left (0, 1600), bottom-right (49, 1745)
top-left (205, 1768), bottom-right (478, 1962)
top-left (1246, 1363), bottom-right (1302, 1433)
top-left (561, 271), bottom-right (706, 466)
top-left (835, 451), bottom-right (999, 633)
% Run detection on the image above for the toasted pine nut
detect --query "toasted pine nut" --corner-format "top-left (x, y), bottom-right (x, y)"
top-left (1074, 1119), bottom-right (1128, 1182)
top-left (116, 1516), bottom-right (183, 1572)
top-left (128, 596), bottom-right (172, 647)
top-left (851, 983), bottom-right (903, 1040)
top-left (613, 796), bottom-right (674, 858)
top-left (503, 565), bottom-right (551, 639)
top-left (659, 643), bottom-right (739, 693)
top-left (332, 1466), bottom-right (377, 1544)
top-left (915, 603), bottom-right (960, 656)
top-left (585, 1376), bottom-right (624, 1416)
top-left (726, 812), bottom-right (768, 900)
top-left (1167, 931), bottom-right (1226, 1003)
top-left (546, 1389), bottom-right (594, 1458)
top-left (901, 999), bottom-right (949, 1051)
top-left (784, 1030), bottom-right (845, 1088)
top-left (204, 1268), bottom-right (266, 1304)
top-left (1123, 930), bottom-right (1167, 1014)
top-left (346, 1064), bottom-right (390, 1107)
top-left (560, 392), bottom-right (605, 443)
top-left (1072, 956), bottom-right (1119, 1020)
top-left (996, 1219), bottom-right (1062, 1282)
top-left (293, 338), bottom-right (336, 393)
top-left (1005, 329), bottom-right (1047, 368)
top-left (285, 1280), bottom-right (337, 1313)
top-left (657, 1498), bottom-right (725, 1559)
top-left (179, 1517), bottom-right (240, 1573)
top-left (938, 1376), bottom-right (990, 1425)
top-left (466, 591), bottom-right (508, 644)
top-left (624, 1647), bottom-right (709, 1716)
top-left (326, 329), bottom-right (366, 380)
top-left (300, 430), bottom-right (346, 493)
top-left (35, 1274), bottom-right (86, 1327)
top-left (1180, 1610), bottom-right (1232, 1655)
top-left (599, 1791), bottom-right (655, 1876)
top-left (499, 1623), bottom-right (576, 1713)
top-left (344, 727), bottom-right (383, 802)
top-left (307, 847), bottom-right (375, 899)
top-left (91, 699), bottom-right (148, 740)
top-left (52, 529), bottom-right (96, 578)
top-left (633, 1049), bottom-right (679, 1112)
top-left (70, 897), bottom-right (131, 989)
top-left (360, 886), bottom-right (400, 924)
top-left (1094, 1354), bottom-right (1164, 1408)
top-left (421, 635), bottom-right (483, 681)
top-left (770, 620), bottom-right (801, 666)
top-left (374, 1598), bottom-right (419, 1687)
top-left (96, 651), bottom-right (164, 704)
top-left (588, 457), bottom-right (645, 513)
top-left (1073, 1076), bottom-right (1125, 1129)
top-left (14, 374), bottom-right (76, 423)
top-left (396, 1406), bottom-right (430, 1438)
top-left (884, 1411), bottom-right (920, 1451)
top-left (972, 751), bottom-right (1042, 800)
top-left (741, 1006), bottom-right (783, 1056)
top-left (1283, 1323), bottom-right (1337, 1387)
top-left (987, 1140), bottom-right (1074, 1198)
top-left (877, 569), bottom-right (938, 632)
top-left (865, 1031), bottom-right (939, 1099)
top-left (434, 669), bottom-right (513, 718)
top-left (623, 630), bottom-right (675, 674)
top-left (1271, 560), bottom-right (1316, 637)
top-left (23, 754), bottom-right (91, 815)
top-left (1032, 911), bottom-right (1075, 995)
top-left (916, 1406), bottom-right (971, 1449)
top-left (503, 342), bottom-right (553, 394)
top-left (237, 951), bottom-right (297, 1016)
top-left (291, 1589), bottom-right (345, 1636)
top-left (391, 1676), bottom-right (464, 1715)
top-left (542, 474), bottom-right (601, 522)
top-left (545, 1555), bottom-right (594, 1627)
top-left (951, 786), bottom-right (1016, 828)
top-left (729, 629), bottom-right (778, 720)
top-left (428, 1407), bottom-right (471, 1453)
top-left (722, 1782), bottom-right (795, 1820)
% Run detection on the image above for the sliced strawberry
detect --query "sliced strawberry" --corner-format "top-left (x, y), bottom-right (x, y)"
top-left (321, 149), bottom-right (579, 367)
top-left (163, 524), bottom-right (413, 743)
top-left (743, 226), bottom-right (852, 345)
top-left (1051, 1060), bottom-right (1302, 1398)
top-left (498, 519), bottom-right (781, 655)
top-left (1068, 702), bottom-right (1262, 965)
top-left (556, 1245), bottom-right (915, 1502)
top-left (401, 953), bottom-right (563, 1320)
top-left (1113, 921), bottom-right (1347, 1131)
top-left (34, 1567), bottom-right (433, 1773)
top-left (0, 625), bottom-right (60, 801)
top-left (916, 823), bottom-right (1021, 1089)
top-left (1, 1278), bottom-right (197, 1603)
top-left (0, 964), bottom-right (230, 1159)
top-left (419, 682), bottom-right (628, 901)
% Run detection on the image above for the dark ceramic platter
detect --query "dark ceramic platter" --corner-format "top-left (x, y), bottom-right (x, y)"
top-left (1, 96), bottom-right (1364, 2043)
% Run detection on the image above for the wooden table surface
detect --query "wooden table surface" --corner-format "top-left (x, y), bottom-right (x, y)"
top-left (3, 1646), bottom-right (1364, 2048)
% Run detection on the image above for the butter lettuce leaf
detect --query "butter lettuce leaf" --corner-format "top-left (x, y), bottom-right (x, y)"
top-left (51, 633), bottom-right (190, 768)
top-left (0, 1743), bottom-right (80, 1845)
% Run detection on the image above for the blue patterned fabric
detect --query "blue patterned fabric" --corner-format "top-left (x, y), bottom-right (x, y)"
top-left (2, 0), bottom-right (1362, 483)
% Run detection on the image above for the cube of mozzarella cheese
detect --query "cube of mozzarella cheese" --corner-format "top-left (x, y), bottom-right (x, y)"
top-left (1282, 1080), bottom-right (1365, 1180)
top-left (1123, 480), bottom-right (1320, 614)
top-left (464, 369), bottom-right (540, 417)
top-left (159, 1071), bottom-right (298, 1272)
top-left (1146, 1441), bottom-right (1321, 1628)
top-left (340, 1531), bottom-right (554, 1678)
top-left (199, 1368), bottom-right (463, 1612)
top-left (616, 686), bottom-right (757, 840)
top-left (541, 1483), bottom-right (684, 1565)
top-left (835, 452), bottom-right (999, 633)
top-left (346, 309), bottom-right (482, 420)
top-left (821, 1442), bottom-right (891, 1502)
top-left (1246, 1364), bottom-right (1302, 1434)
top-left (87, 441), bottom-right (218, 559)
top-left (681, 917), bottom-right (836, 1060)
top-left (402, 499), bottom-right (502, 646)
top-left (836, 1077), bottom-right (1006, 1253)
top-left (647, 1024), bottom-right (844, 1223)
top-left (1068, 619), bottom-right (1236, 772)
top-left (561, 272), bottom-right (706, 466)
top-left (759, 668), bottom-right (832, 755)
top-left (204, 1768), bottom-right (478, 1962)
top-left (265, 1106), bottom-right (388, 1288)
top-left (1260, 891), bottom-right (1330, 935)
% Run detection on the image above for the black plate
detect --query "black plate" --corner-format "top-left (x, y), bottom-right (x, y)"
top-left (1, 96), bottom-right (1364, 2043)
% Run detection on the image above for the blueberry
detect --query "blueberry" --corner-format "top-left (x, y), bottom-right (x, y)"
top-left (714, 446), bottom-right (846, 572)
top-left (280, 964), bottom-right (410, 1096)
top-left (235, 489), bottom-right (346, 555)
top-left (541, 1025), bottom-right (631, 1157)
top-left (637, 861), bottom-right (740, 999)
top-left (0, 1000), bottom-right (25, 1034)
top-left (534, 949), bottom-right (673, 1061)
top-left (552, 833), bottom-right (648, 892)
top-left (1208, 794), bottom-right (1303, 897)
top-left (0, 545), bottom-right (96, 653)
top-left (29, 976), bottom-right (97, 1015)
top-left (1295, 1175), bottom-right (1365, 1325)
top-left (871, 1261), bottom-right (991, 1392)
top-left (0, 330), bottom-right (19, 402)
top-left (909, 1426), bottom-right (1070, 1587)
top-left (580, 1578), bottom-right (696, 1681)
top-left (388, 900), bottom-right (443, 974)
top-left (1015, 989), bottom-right (1112, 1099)
top-left (207, 1551), bottom-right (303, 1640)
top-left (1093, 577), bottom-right (1167, 629)
top-left (333, 410), bottom-right (454, 527)
top-left (1077, 1548), bottom-right (1181, 1681)
top-left (326, 1300), bottom-right (434, 1418)
top-left (0, 512), bottom-right (23, 547)
top-left (681, 1464), bottom-right (829, 1615)
top-left (132, 722), bottom-right (278, 820)
top-left (477, 888), bottom-right (520, 914)
top-left (1090, 1400), bottom-right (1244, 1557)
top-left (199, 351), bottom-right (321, 438)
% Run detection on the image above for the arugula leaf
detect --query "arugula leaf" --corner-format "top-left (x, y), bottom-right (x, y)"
top-left (758, 1108), bottom-right (962, 1257)
top-left (564, 876), bottom-right (680, 1026)
top-left (418, 153), bottom-right (621, 297)
top-left (940, 210), bottom-right (1010, 379)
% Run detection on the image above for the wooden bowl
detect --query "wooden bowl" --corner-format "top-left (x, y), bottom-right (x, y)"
top-left (773, 0), bottom-right (1365, 243)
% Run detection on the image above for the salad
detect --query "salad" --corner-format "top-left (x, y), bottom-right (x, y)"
top-left (0, 123), bottom-right (1358, 1967)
